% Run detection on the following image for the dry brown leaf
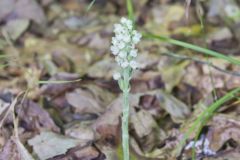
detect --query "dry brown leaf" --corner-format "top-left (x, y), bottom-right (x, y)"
top-left (0, 138), bottom-right (21, 160)
top-left (28, 131), bottom-right (83, 160)
top-left (16, 99), bottom-right (59, 132)
top-left (65, 122), bottom-right (95, 142)
top-left (131, 109), bottom-right (158, 138)
top-left (0, 0), bottom-right (46, 24)
top-left (207, 114), bottom-right (240, 151)
top-left (66, 88), bottom-right (104, 115)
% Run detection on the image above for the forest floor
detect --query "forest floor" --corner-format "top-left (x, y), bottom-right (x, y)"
top-left (0, 0), bottom-right (240, 160)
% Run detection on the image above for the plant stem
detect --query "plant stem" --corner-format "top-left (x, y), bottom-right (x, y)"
top-left (122, 77), bottom-right (130, 160)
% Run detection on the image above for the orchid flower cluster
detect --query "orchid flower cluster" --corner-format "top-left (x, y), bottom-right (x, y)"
top-left (111, 17), bottom-right (142, 81)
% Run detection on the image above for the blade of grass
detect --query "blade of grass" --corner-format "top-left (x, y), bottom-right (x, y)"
top-left (143, 33), bottom-right (240, 66)
top-left (207, 57), bottom-right (218, 101)
top-left (86, 0), bottom-right (96, 12)
top-left (38, 79), bottom-right (80, 84)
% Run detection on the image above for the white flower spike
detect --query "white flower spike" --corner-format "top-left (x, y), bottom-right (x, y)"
top-left (111, 17), bottom-right (141, 76)
top-left (111, 17), bottom-right (142, 160)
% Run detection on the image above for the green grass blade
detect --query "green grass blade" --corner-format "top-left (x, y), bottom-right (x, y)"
top-left (38, 79), bottom-right (80, 84)
top-left (143, 33), bottom-right (240, 66)
top-left (86, 0), bottom-right (96, 12)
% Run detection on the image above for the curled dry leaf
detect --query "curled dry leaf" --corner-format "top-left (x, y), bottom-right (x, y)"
top-left (206, 114), bottom-right (240, 151)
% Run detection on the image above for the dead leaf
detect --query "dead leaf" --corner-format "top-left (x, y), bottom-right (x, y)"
top-left (205, 147), bottom-right (240, 160)
top-left (28, 131), bottom-right (82, 160)
top-left (16, 99), bottom-right (59, 132)
top-left (207, 114), bottom-right (240, 151)
top-left (22, 37), bottom-right (91, 75)
top-left (15, 138), bottom-right (34, 160)
top-left (159, 61), bottom-right (189, 92)
top-left (0, 0), bottom-right (46, 25)
top-left (69, 145), bottom-right (102, 160)
top-left (66, 88), bottom-right (104, 115)
top-left (87, 57), bottom-right (117, 79)
top-left (155, 90), bottom-right (191, 123)
top-left (65, 122), bottom-right (95, 142)
top-left (91, 97), bottom-right (122, 146)
top-left (51, 144), bottom-right (105, 160)
top-left (130, 109), bottom-right (167, 153)
top-left (3, 19), bottom-right (29, 41)
top-left (0, 138), bottom-right (21, 160)
top-left (131, 109), bottom-right (158, 138)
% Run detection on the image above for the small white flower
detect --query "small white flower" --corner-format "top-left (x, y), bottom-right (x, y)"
top-left (114, 24), bottom-right (123, 33)
top-left (123, 35), bottom-right (131, 43)
top-left (111, 46), bottom-right (119, 55)
top-left (119, 51), bottom-right (127, 58)
top-left (130, 49), bottom-right (137, 57)
top-left (132, 32), bottom-right (142, 44)
top-left (129, 60), bottom-right (138, 69)
top-left (113, 72), bottom-right (121, 80)
top-left (112, 37), bottom-right (118, 45)
top-left (118, 41), bottom-right (125, 49)
top-left (121, 61), bottom-right (129, 68)
top-left (120, 17), bottom-right (128, 24)
top-left (115, 56), bottom-right (122, 65)
top-left (116, 34), bottom-right (124, 41)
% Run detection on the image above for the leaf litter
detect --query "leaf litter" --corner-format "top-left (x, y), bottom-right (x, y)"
top-left (0, 0), bottom-right (240, 159)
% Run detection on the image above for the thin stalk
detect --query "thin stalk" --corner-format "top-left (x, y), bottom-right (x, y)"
top-left (126, 0), bottom-right (134, 21)
top-left (122, 89), bottom-right (130, 160)
top-left (121, 69), bottom-right (130, 160)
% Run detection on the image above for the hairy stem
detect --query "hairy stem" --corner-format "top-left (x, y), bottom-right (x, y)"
top-left (122, 76), bottom-right (130, 160)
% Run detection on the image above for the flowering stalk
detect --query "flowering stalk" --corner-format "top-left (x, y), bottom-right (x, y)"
top-left (111, 17), bottom-right (141, 160)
